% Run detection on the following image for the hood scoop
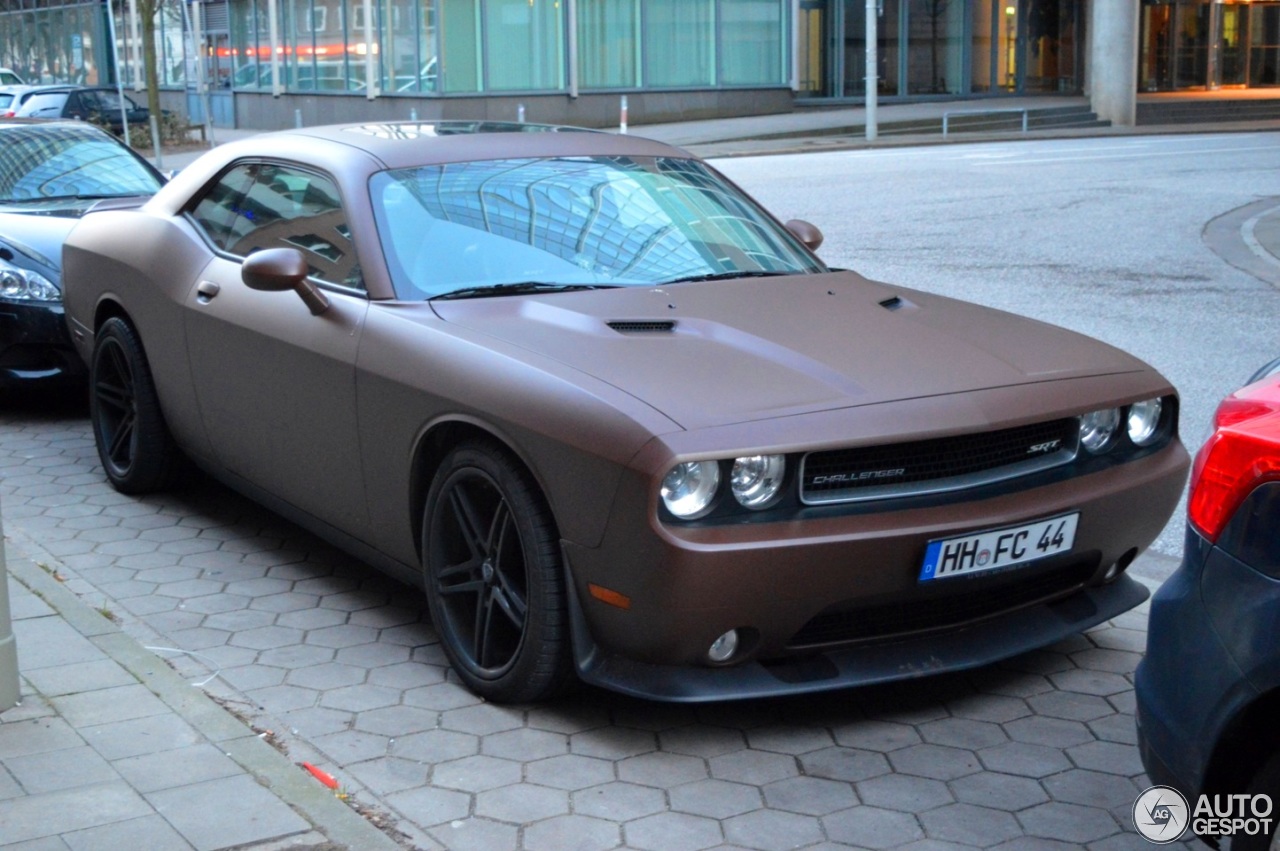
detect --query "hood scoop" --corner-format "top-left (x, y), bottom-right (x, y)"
top-left (607, 320), bottom-right (676, 334)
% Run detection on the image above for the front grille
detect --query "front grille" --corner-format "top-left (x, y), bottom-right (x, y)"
top-left (786, 558), bottom-right (1097, 648)
top-left (800, 418), bottom-right (1079, 505)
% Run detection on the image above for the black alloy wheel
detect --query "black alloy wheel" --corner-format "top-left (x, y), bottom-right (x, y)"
top-left (89, 317), bottom-right (181, 494)
top-left (423, 442), bottom-right (569, 703)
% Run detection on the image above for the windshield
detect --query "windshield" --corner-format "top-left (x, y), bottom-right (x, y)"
top-left (0, 125), bottom-right (161, 203)
top-left (370, 156), bottom-right (826, 300)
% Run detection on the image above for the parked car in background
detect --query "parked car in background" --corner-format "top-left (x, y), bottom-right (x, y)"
top-left (1, 84), bottom-right (65, 118)
top-left (0, 120), bottom-right (163, 387)
top-left (12, 85), bottom-right (156, 136)
top-left (0, 85), bottom-right (33, 117)
top-left (1137, 359), bottom-right (1280, 850)
top-left (0, 69), bottom-right (25, 86)
top-left (61, 121), bottom-right (1188, 703)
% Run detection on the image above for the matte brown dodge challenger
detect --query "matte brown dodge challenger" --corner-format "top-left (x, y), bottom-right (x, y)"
top-left (60, 122), bottom-right (1189, 703)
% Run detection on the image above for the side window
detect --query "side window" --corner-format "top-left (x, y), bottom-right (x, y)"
top-left (192, 163), bottom-right (363, 291)
top-left (192, 164), bottom-right (258, 252)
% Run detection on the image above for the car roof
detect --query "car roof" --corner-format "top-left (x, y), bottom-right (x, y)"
top-left (151, 120), bottom-right (696, 221)
top-left (0, 117), bottom-right (117, 136)
top-left (267, 121), bottom-right (689, 169)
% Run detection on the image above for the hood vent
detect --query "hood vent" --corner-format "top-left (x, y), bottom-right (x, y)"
top-left (607, 320), bottom-right (676, 334)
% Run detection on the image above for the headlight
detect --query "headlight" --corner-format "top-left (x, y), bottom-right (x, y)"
top-left (1127, 398), bottom-right (1164, 447)
top-left (730, 455), bottom-right (785, 509)
top-left (0, 259), bottom-right (59, 302)
top-left (661, 460), bottom-right (720, 519)
top-left (1080, 408), bottom-right (1120, 453)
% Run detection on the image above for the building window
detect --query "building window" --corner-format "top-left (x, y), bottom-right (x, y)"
top-left (721, 0), bottom-right (784, 85)
top-left (578, 0), bottom-right (638, 89)
top-left (644, 0), bottom-right (715, 87)
top-left (483, 0), bottom-right (564, 91)
top-left (907, 0), bottom-right (964, 94)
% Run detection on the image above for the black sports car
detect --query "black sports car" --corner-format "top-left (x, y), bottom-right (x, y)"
top-left (0, 119), bottom-right (163, 386)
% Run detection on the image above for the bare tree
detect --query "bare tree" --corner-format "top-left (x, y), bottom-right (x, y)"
top-left (928, 0), bottom-right (948, 93)
top-left (136, 0), bottom-right (162, 136)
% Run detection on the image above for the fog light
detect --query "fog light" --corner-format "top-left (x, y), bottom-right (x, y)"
top-left (707, 629), bottom-right (739, 663)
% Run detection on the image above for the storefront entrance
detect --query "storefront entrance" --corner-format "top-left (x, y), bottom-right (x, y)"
top-left (796, 0), bottom-right (1080, 100)
top-left (1141, 1), bottom-right (1280, 90)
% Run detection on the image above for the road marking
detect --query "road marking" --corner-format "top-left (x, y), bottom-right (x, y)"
top-left (969, 143), bottom-right (1280, 166)
top-left (1241, 207), bottom-right (1280, 275)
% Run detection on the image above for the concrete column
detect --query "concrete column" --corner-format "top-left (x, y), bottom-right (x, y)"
top-left (1089, 0), bottom-right (1139, 126)
top-left (0, 514), bottom-right (20, 712)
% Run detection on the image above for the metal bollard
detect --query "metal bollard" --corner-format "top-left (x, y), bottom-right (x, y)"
top-left (0, 511), bottom-right (20, 712)
top-left (410, 108), bottom-right (418, 122)
top-left (619, 95), bottom-right (628, 134)
top-left (517, 103), bottom-right (525, 123)
top-left (295, 108), bottom-right (303, 128)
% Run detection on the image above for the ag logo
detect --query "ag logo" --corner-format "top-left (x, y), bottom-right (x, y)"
top-left (1133, 785), bottom-right (1190, 843)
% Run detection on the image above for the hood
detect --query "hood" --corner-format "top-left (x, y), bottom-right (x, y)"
top-left (431, 271), bottom-right (1151, 430)
top-left (0, 208), bottom-right (83, 275)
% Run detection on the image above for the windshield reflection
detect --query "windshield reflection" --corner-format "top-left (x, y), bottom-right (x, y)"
top-left (370, 156), bottom-right (825, 300)
top-left (0, 126), bottom-right (161, 204)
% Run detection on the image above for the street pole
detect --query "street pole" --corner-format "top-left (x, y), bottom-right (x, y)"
top-left (268, 0), bottom-right (280, 97)
top-left (363, 0), bottom-right (375, 99)
top-left (106, 1), bottom-right (131, 139)
top-left (865, 0), bottom-right (878, 141)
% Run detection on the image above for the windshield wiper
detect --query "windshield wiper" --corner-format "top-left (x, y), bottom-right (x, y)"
top-left (429, 282), bottom-right (619, 301)
top-left (660, 270), bottom-right (796, 285)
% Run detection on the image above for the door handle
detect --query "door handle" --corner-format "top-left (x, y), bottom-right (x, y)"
top-left (196, 280), bottom-right (221, 303)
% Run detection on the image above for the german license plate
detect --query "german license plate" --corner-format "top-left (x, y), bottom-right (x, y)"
top-left (919, 513), bottom-right (1079, 582)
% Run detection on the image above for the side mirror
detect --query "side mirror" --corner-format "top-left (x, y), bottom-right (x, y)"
top-left (1248, 356), bottom-right (1280, 386)
top-left (242, 247), bottom-right (329, 316)
top-left (785, 219), bottom-right (824, 252)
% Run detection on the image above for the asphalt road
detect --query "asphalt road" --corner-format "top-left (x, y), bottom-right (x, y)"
top-left (716, 131), bottom-right (1280, 559)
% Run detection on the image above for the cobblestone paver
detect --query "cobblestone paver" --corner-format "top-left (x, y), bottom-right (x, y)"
top-left (0, 392), bottom-right (1194, 850)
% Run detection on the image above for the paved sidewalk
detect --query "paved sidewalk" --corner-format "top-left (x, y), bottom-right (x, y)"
top-left (0, 537), bottom-right (403, 851)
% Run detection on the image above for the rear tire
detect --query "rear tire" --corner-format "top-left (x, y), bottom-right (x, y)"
top-left (89, 317), bottom-right (182, 494)
top-left (422, 441), bottom-right (571, 703)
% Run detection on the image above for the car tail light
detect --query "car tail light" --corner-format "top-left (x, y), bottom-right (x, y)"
top-left (1187, 377), bottom-right (1280, 542)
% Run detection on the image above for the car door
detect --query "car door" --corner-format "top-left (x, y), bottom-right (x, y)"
top-left (182, 161), bottom-right (372, 538)
top-left (60, 89), bottom-right (87, 120)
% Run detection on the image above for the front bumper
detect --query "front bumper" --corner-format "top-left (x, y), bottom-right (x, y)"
top-left (563, 439), bottom-right (1187, 700)
top-left (0, 298), bottom-right (83, 385)
top-left (574, 573), bottom-right (1147, 701)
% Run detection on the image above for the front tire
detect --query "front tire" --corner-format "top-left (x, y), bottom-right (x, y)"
top-left (422, 441), bottom-right (571, 703)
top-left (89, 317), bottom-right (182, 494)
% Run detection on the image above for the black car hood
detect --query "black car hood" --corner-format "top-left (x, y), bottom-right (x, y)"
top-left (0, 208), bottom-right (84, 275)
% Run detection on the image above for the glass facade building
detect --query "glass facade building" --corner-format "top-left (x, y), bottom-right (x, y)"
top-left (796, 0), bottom-right (1082, 98)
top-left (221, 0), bottom-right (789, 95)
top-left (0, 0), bottom-right (1276, 131)
top-left (1140, 0), bottom-right (1280, 90)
